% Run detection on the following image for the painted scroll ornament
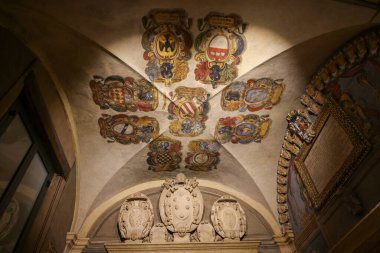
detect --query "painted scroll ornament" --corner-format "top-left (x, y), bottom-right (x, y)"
top-left (195, 13), bottom-right (247, 88)
top-left (118, 193), bottom-right (154, 242)
top-left (90, 75), bottom-right (158, 112)
top-left (211, 195), bottom-right (247, 241)
top-left (159, 173), bottom-right (204, 242)
top-left (147, 136), bottom-right (182, 172)
top-left (142, 9), bottom-right (192, 85)
top-left (185, 140), bottom-right (220, 171)
top-left (221, 78), bottom-right (284, 112)
top-left (168, 87), bottom-right (210, 137)
top-left (98, 114), bottom-right (159, 144)
top-left (215, 114), bottom-right (271, 144)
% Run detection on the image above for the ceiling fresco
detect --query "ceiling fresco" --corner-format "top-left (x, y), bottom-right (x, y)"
top-left (221, 78), bottom-right (284, 112)
top-left (194, 13), bottom-right (246, 87)
top-left (142, 10), bottom-right (192, 85)
top-left (88, 10), bottom-right (280, 174)
top-left (1, 0), bottom-right (377, 236)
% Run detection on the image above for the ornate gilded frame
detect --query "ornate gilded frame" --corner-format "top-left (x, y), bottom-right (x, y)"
top-left (294, 98), bottom-right (370, 210)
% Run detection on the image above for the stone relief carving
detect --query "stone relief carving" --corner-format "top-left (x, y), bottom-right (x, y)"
top-left (118, 193), bottom-right (154, 242)
top-left (0, 198), bottom-right (19, 241)
top-left (211, 195), bottom-right (247, 241)
top-left (149, 223), bottom-right (171, 243)
top-left (159, 173), bottom-right (204, 242)
top-left (116, 174), bottom-right (250, 244)
top-left (196, 221), bottom-right (216, 242)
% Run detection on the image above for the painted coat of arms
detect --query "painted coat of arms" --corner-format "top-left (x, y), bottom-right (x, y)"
top-left (168, 87), bottom-right (210, 137)
top-left (194, 13), bottom-right (247, 88)
top-left (185, 140), bottom-right (220, 171)
top-left (142, 9), bottom-right (192, 85)
top-left (98, 114), bottom-right (159, 144)
top-left (221, 78), bottom-right (284, 112)
top-left (90, 75), bottom-right (158, 112)
top-left (286, 109), bottom-right (316, 143)
top-left (215, 114), bottom-right (271, 144)
top-left (147, 136), bottom-right (182, 171)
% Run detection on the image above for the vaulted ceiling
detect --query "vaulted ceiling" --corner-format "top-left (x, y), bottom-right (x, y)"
top-left (0, 0), bottom-right (378, 234)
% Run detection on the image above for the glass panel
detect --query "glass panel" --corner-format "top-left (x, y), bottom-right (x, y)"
top-left (0, 115), bottom-right (32, 197)
top-left (0, 153), bottom-right (47, 253)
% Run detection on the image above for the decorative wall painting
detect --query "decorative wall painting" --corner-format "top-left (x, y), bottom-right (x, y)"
top-left (147, 136), bottom-right (182, 172)
top-left (185, 140), bottom-right (220, 171)
top-left (215, 114), bottom-right (271, 144)
top-left (221, 78), bottom-right (284, 112)
top-left (98, 114), bottom-right (159, 144)
top-left (90, 75), bottom-right (158, 112)
top-left (168, 87), bottom-right (209, 137)
top-left (142, 9), bottom-right (192, 85)
top-left (195, 13), bottom-right (246, 88)
top-left (327, 58), bottom-right (380, 138)
top-left (286, 162), bottom-right (314, 242)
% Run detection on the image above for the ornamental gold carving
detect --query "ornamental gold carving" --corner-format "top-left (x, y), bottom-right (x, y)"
top-left (159, 173), bottom-right (204, 242)
top-left (118, 193), bottom-right (154, 242)
top-left (211, 195), bottom-right (246, 241)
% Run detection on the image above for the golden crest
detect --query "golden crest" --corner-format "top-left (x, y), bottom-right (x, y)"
top-left (142, 9), bottom-right (192, 85)
top-left (147, 136), bottom-right (182, 171)
top-left (221, 78), bottom-right (284, 112)
top-left (195, 13), bottom-right (247, 88)
top-left (185, 140), bottom-right (220, 171)
top-left (98, 114), bottom-right (159, 144)
top-left (90, 75), bottom-right (158, 112)
top-left (215, 114), bottom-right (271, 144)
top-left (168, 87), bottom-right (209, 137)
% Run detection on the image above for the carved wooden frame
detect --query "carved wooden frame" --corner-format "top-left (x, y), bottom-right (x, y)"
top-left (294, 98), bottom-right (370, 210)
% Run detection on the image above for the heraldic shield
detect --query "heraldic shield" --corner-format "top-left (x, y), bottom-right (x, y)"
top-left (211, 195), bottom-right (247, 241)
top-left (118, 193), bottom-right (154, 242)
top-left (159, 173), bottom-right (204, 242)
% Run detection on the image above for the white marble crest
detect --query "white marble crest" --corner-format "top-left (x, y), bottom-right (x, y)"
top-left (211, 195), bottom-right (247, 241)
top-left (118, 193), bottom-right (154, 242)
top-left (149, 223), bottom-right (171, 243)
top-left (196, 221), bottom-right (216, 242)
top-left (159, 173), bottom-right (204, 242)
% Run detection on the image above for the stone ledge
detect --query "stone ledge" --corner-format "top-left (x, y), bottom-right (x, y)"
top-left (105, 241), bottom-right (261, 253)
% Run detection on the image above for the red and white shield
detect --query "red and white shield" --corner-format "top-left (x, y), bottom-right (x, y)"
top-left (179, 102), bottom-right (197, 118)
top-left (207, 35), bottom-right (229, 61)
